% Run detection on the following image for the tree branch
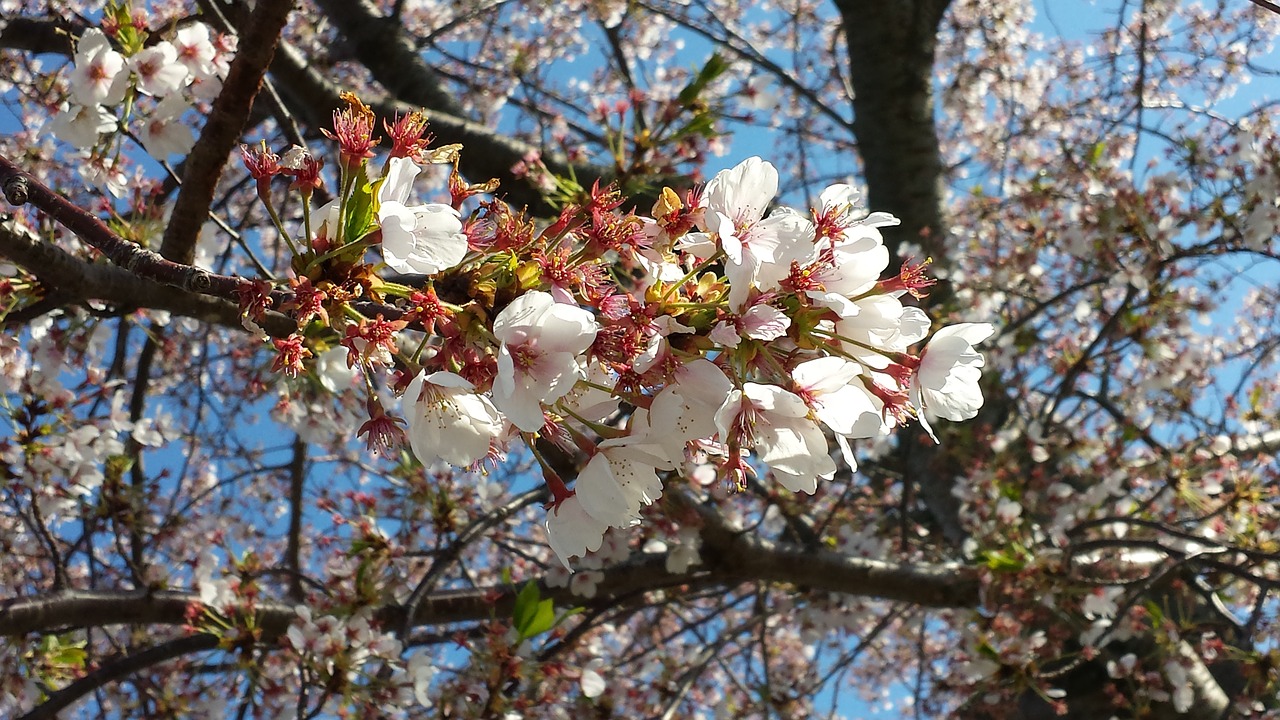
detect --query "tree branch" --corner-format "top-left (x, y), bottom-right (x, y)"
top-left (306, 0), bottom-right (610, 215)
top-left (0, 220), bottom-right (295, 336)
top-left (159, 0), bottom-right (295, 264)
top-left (285, 436), bottom-right (306, 602)
top-left (0, 15), bottom-right (77, 55)
top-left (1, 153), bottom-right (241, 297)
top-left (833, 0), bottom-right (951, 260)
top-left (0, 544), bottom-right (978, 639)
top-left (18, 634), bottom-right (219, 720)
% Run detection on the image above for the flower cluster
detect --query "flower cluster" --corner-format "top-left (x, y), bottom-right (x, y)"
top-left (50, 7), bottom-right (234, 172)
top-left (286, 606), bottom-right (436, 710)
top-left (257, 102), bottom-right (993, 569)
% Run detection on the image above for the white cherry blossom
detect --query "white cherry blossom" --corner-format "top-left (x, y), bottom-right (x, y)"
top-left (640, 358), bottom-right (733, 464)
top-left (709, 302), bottom-right (790, 348)
top-left (701, 157), bottom-right (814, 309)
top-left (137, 95), bottom-right (195, 159)
top-left (49, 102), bottom-right (115, 149)
top-left (834, 294), bottom-right (930, 368)
top-left (378, 201), bottom-right (468, 275)
top-left (715, 382), bottom-right (836, 494)
top-left (544, 495), bottom-right (608, 570)
top-left (791, 356), bottom-right (883, 439)
top-left (404, 370), bottom-right (504, 468)
top-left (574, 437), bottom-right (671, 528)
top-left (129, 42), bottom-right (188, 97)
top-left (910, 322), bottom-right (996, 440)
top-left (67, 29), bottom-right (128, 106)
top-left (173, 23), bottom-right (219, 78)
top-left (374, 151), bottom-right (466, 275)
top-left (492, 291), bottom-right (599, 431)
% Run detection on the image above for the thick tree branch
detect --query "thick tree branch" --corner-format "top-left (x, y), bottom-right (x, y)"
top-left (305, 0), bottom-right (609, 214)
top-left (159, 0), bottom-right (294, 264)
top-left (681, 486), bottom-right (979, 607)
top-left (0, 153), bottom-right (242, 297)
top-left (833, 0), bottom-right (987, 550)
top-left (0, 542), bottom-right (978, 640)
top-left (18, 634), bottom-right (219, 720)
top-left (310, 0), bottom-right (465, 118)
top-left (0, 220), bottom-right (295, 336)
top-left (834, 0), bottom-right (951, 261)
top-left (0, 15), bottom-right (77, 55)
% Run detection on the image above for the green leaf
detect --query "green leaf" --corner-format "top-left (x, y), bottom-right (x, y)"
top-left (51, 645), bottom-right (87, 668)
top-left (980, 549), bottom-right (1026, 573)
top-left (343, 178), bottom-right (377, 244)
top-left (1144, 601), bottom-right (1166, 627)
top-left (673, 112), bottom-right (718, 141)
top-left (512, 581), bottom-right (557, 640)
top-left (677, 54), bottom-right (728, 105)
top-left (1088, 141), bottom-right (1106, 167)
top-left (523, 598), bottom-right (556, 640)
top-left (512, 581), bottom-right (541, 636)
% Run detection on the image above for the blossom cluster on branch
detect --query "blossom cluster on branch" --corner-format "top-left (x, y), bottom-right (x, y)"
top-left (243, 95), bottom-right (994, 569)
top-left (49, 4), bottom-right (235, 195)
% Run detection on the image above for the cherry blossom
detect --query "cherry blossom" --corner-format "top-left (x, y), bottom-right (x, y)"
top-left (544, 495), bottom-right (609, 569)
top-left (173, 23), bottom-right (219, 79)
top-left (6, 1), bottom-right (1276, 716)
top-left (403, 370), bottom-right (504, 468)
top-left (136, 95), bottom-right (195, 159)
top-left (700, 157), bottom-right (814, 309)
top-left (715, 383), bottom-right (836, 494)
top-left (574, 437), bottom-right (671, 528)
top-left (492, 291), bottom-right (599, 431)
top-left (910, 322), bottom-right (996, 441)
top-left (378, 201), bottom-right (468, 275)
top-left (128, 42), bottom-right (188, 97)
top-left (791, 356), bottom-right (884, 439)
top-left (67, 29), bottom-right (128, 107)
top-left (48, 102), bottom-right (115, 149)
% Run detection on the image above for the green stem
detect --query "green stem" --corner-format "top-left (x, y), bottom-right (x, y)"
top-left (409, 331), bottom-right (432, 364)
top-left (660, 250), bottom-right (725, 304)
top-left (261, 196), bottom-right (300, 257)
top-left (301, 193), bottom-right (313, 253)
top-left (557, 404), bottom-right (624, 440)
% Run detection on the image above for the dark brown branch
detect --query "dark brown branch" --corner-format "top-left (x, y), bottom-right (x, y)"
top-left (311, 0), bottom-right (465, 117)
top-left (0, 544), bottom-right (978, 639)
top-left (1248, 0), bottom-right (1280, 16)
top-left (834, 0), bottom-right (951, 260)
top-left (158, 0), bottom-right (295, 264)
top-left (0, 15), bottom-right (78, 55)
top-left (0, 153), bottom-right (243, 297)
top-left (833, 0), bottom-right (970, 551)
top-left (306, 0), bottom-right (609, 215)
top-left (18, 634), bottom-right (220, 720)
top-left (0, 220), bottom-right (295, 336)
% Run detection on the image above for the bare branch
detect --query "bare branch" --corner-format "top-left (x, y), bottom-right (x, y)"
top-left (0, 540), bottom-right (977, 638)
top-left (306, 0), bottom-right (613, 214)
top-left (0, 220), bottom-right (295, 336)
top-left (159, 0), bottom-right (295, 264)
top-left (0, 153), bottom-right (243, 298)
top-left (1247, 0), bottom-right (1280, 16)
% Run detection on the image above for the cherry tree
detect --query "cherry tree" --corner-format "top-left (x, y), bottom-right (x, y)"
top-left (0, 0), bottom-right (1278, 718)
